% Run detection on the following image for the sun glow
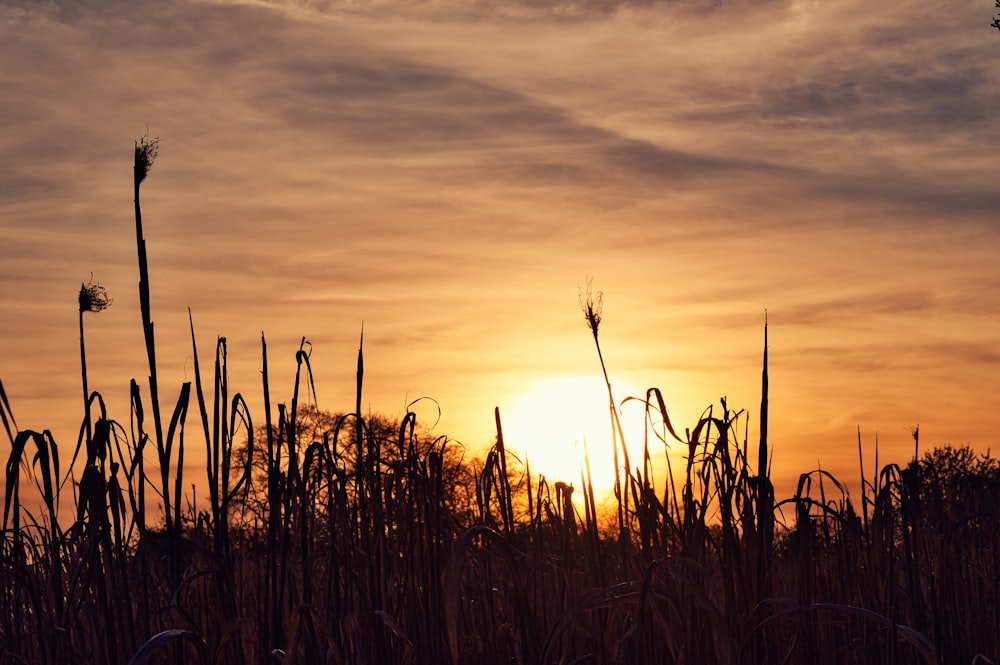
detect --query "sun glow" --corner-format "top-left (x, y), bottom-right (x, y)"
top-left (500, 375), bottom-right (652, 502)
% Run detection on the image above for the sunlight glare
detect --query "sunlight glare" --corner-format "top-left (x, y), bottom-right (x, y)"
top-left (501, 375), bottom-right (649, 500)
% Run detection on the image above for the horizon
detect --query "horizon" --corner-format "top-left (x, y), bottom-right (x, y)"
top-left (2, 0), bottom-right (1000, 507)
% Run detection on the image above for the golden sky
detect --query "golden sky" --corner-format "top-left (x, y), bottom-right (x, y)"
top-left (1, 0), bottom-right (999, 505)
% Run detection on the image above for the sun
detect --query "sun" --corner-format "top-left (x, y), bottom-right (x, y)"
top-left (499, 375), bottom-right (648, 501)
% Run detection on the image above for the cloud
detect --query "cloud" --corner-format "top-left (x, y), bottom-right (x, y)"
top-left (217, 0), bottom-right (796, 23)
top-left (7, 0), bottom-right (995, 233)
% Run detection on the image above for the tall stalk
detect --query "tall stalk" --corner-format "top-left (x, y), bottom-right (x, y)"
top-left (260, 332), bottom-right (283, 651)
top-left (78, 278), bottom-right (111, 450)
top-left (579, 280), bottom-right (630, 562)
top-left (756, 314), bottom-right (773, 597)
top-left (132, 131), bottom-right (169, 533)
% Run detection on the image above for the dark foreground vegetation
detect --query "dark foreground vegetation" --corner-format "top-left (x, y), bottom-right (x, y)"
top-left (2, 137), bottom-right (998, 665)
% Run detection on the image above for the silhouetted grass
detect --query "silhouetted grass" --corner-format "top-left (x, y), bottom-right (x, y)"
top-left (2, 138), bottom-right (998, 665)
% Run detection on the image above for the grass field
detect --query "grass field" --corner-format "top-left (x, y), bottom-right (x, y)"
top-left (2, 138), bottom-right (998, 665)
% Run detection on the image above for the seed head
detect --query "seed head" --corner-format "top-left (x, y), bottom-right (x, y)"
top-left (134, 129), bottom-right (160, 185)
top-left (579, 279), bottom-right (603, 335)
top-left (79, 277), bottom-right (112, 314)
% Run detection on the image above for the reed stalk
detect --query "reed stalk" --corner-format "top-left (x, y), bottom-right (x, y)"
top-left (132, 131), bottom-right (171, 535)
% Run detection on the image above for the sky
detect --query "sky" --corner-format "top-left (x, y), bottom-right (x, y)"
top-left (1, 0), bottom-right (999, 512)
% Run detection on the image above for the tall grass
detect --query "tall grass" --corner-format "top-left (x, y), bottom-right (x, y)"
top-left (2, 139), bottom-right (998, 664)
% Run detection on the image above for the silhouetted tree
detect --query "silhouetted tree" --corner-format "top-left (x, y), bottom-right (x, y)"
top-left (232, 405), bottom-right (475, 527)
top-left (907, 443), bottom-right (1000, 524)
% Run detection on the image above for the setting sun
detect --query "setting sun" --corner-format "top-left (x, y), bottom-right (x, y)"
top-left (500, 375), bottom-right (650, 500)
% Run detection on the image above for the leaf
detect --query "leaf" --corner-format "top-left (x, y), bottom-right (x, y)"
top-left (126, 629), bottom-right (205, 665)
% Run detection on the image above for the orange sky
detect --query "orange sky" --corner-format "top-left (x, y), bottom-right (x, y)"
top-left (2, 0), bottom-right (999, 511)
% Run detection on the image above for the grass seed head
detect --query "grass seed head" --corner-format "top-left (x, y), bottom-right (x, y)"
top-left (79, 277), bottom-right (112, 314)
top-left (579, 279), bottom-right (603, 335)
top-left (134, 130), bottom-right (160, 184)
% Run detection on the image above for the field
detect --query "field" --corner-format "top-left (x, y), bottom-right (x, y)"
top-left (2, 137), bottom-right (998, 665)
